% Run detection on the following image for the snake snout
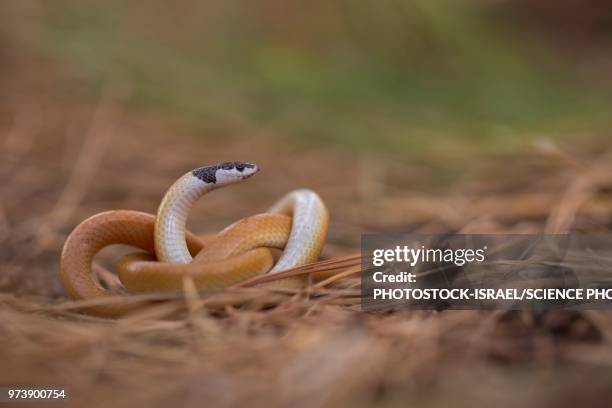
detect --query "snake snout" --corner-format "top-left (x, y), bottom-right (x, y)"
top-left (237, 162), bottom-right (259, 179)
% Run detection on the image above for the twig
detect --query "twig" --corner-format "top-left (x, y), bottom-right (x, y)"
top-left (546, 149), bottom-right (612, 233)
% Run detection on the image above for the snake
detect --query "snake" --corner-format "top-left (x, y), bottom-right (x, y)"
top-left (60, 161), bottom-right (329, 317)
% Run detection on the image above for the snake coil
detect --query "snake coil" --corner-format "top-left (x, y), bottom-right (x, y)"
top-left (60, 162), bottom-right (329, 317)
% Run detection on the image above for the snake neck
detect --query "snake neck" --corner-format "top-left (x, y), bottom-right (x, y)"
top-left (154, 163), bottom-right (259, 264)
top-left (155, 173), bottom-right (215, 263)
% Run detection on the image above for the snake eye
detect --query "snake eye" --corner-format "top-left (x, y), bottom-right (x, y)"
top-left (236, 165), bottom-right (245, 172)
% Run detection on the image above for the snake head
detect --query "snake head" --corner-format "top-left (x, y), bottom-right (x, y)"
top-left (192, 162), bottom-right (259, 185)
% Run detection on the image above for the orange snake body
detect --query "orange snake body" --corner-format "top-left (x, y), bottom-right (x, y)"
top-left (60, 162), bottom-right (329, 317)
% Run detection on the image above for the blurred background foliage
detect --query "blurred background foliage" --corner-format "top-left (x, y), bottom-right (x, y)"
top-left (3, 0), bottom-right (612, 157)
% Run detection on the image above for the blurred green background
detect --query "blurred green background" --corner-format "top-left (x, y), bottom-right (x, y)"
top-left (3, 0), bottom-right (612, 156)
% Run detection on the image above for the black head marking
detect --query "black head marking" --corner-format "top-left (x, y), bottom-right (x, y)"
top-left (192, 162), bottom-right (256, 184)
top-left (192, 166), bottom-right (218, 183)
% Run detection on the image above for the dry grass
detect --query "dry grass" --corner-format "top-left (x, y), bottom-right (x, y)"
top-left (2, 87), bottom-right (612, 407)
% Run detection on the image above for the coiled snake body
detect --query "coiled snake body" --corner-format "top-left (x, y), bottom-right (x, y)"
top-left (60, 162), bottom-right (329, 317)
